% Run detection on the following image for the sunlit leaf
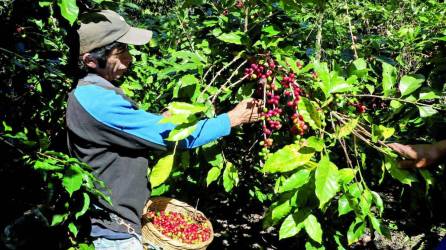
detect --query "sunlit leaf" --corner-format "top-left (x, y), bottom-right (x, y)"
top-left (315, 157), bottom-right (339, 208)
top-left (150, 154), bottom-right (175, 188)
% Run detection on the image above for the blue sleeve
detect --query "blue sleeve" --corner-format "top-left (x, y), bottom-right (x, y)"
top-left (74, 85), bottom-right (231, 149)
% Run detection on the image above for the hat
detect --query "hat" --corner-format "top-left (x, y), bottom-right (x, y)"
top-left (77, 10), bottom-right (152, 54)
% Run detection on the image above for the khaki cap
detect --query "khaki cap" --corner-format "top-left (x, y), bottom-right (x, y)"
top-left (78, 10), bottom-right (152, 54)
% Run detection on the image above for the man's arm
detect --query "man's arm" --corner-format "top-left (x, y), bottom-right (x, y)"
top-left (388, 140), bottom-right (446, 168)
top-left (74, 85), bottom-right (261, 150)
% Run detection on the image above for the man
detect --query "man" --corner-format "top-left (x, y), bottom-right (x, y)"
top-left (67, 10), bottom-right (262, 249)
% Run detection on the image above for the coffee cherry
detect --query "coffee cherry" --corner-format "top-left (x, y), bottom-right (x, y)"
top-left (296, 61), bottom-right (302, 69)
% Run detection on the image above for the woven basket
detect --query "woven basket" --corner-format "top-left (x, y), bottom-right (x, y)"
top-left (141, 197), bottom-right (214, 250)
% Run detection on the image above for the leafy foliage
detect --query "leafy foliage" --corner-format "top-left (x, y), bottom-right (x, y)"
top-left (1, 0), bottom-right (446, 249)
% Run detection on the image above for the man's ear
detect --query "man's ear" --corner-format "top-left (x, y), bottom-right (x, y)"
top-left (81, 53), bottom-right (98, 69)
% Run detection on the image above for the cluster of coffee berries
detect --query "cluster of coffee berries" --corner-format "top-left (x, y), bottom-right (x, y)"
top-left (235, 0), bottom-right (244, 8)
top-left (144, 210), bottom-right (211, 244)
top-left (351, 102), bottom-right (367, 113)
top-left (244, 57), bottom-right (309, 152)
top-left (290, 113), bottom-right (307, 135)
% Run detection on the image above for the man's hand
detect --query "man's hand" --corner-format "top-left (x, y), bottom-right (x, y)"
top-left (388, 141), bottom-right (446, 168)
top-left (227, 99), bottom-right (263, 127)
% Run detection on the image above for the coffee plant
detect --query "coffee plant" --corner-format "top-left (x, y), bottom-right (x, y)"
top-left (1, 0), bottom-right (445, 249)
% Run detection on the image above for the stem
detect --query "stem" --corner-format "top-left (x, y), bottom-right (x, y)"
top-left (315, 12), bottom-right (324, 61)
top-left (329, 112), bottom-right (354, 170)
top-left (244, 6), bottom-right (249, 32)
top-left (345, 1), bottom-right (358, 59)
top-left (210, 74), bottom-right (249, 104)
top-left (202, 65), bottom-right (216, 83)
top-left (331, 112), bottom-right (389, 154)
top-left (199, 56), bottom-right (243, 102)
top-left (353, 136), bottom-right (369, 190)
top-left (0, 136), bottom-right (26, 155)
top-left (344, 94), bottom-right (445, 111)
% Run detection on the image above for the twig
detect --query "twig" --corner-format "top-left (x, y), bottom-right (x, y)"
top-left (210, 74), bottom-right (249, 104)
top-left (315, 12), bottom-right (324, 61)
top-left (199, 56), bottom-right (243, 101)
top-left (329, 112), bottom-right (354, 169)
top-left (331, 112), bottom-right (390, 153)
top-left (244, 6), bottom-right (249, 32)
top-left (0, 136), bottom-right (26, 155)
top-left (345, 1), bottom-right (358, 59)
top-left (344, 94), bottom-right (445, 111)
top-left (353, 137), bottom-right (369, 190)
top-left (219, 60), bottom-right (247, 90)
top-left (202, 65), bottom-right (216, 83)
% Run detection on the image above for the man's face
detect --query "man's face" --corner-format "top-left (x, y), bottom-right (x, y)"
top-left (95, 46), bottom-right (133, 81)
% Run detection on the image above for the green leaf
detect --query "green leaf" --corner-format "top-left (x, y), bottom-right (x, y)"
top-left (305, 241), bottom-right (325, 250)
top-left (338, 168), bottom-right (357, 184)
top-left (315, 157), bottom-right (339, 208)
top-left (75, 193), bottom-right (90, 219)
top-left (263, 144), bottom-right (314, 173)
top-left (279, 209), bottom-right (310, 239)
top-left (359, 190), bottom-right (373, 216)
top-left (418, 106), bottom-right (438, 118)
top-left (78, 243), bottom-right (95, 250)
top-left (314, 62), bottom-right (351, 97)
top-left (263, 25), bottom-right (280, 36)
top-left (347, 218), bottom-right (365, 245)
top-left (382, 62), bottom-right (397, 96)
top-left (337, 119), bottom-right (358, 138)
top-left (304, 214), bottom-right (323, 243)
top-left (384, 157), bottom-right (417, 186)
top-left (206, 166), bottom-right (222, 186)
top-left (167, 102), bottom-right (207, 115)
top-left (399, 74), bottom-right (425, 96)
top-left (278, 169), bottom-right (311, 193)
top-left (348, 183), bottom-right (363, 198)
top-left (371, 191), bottom-right (384, 216)
top-left (306, 136), bottom-right (324, 152)
top-left (57, 0), bottom-right (79, 25)
top-left (372, 125), bottom-right (395, 142)
top-left (34, 160), bottom-right (64, 171)
top-left (368, 215), bottom-right (388, 236)
top-left (338, 195), bottom-right (353, 216)
top-left (212, 28), bottom-right (245, 45)
top-left (419, 91), bottom-right (439, 100)
top-left (390, 100), bottom-right (403, 110)
top-left (62, 165), bottom-right (83, 196)
top-left (68, 222), bottom-right (78, 237)
top-left (166, 124), bottom-right (197, 141)
top-left (223, 162), bottom-right (239, 192)
top-left (39, 1), bottom-right (52, 7)
top-left (151, 184), bottom-right (170, 196)
top-left (349, 58), bottom-right (368, 78)
top-left (419, 169), bottom-right (434, 192)
top-left (178, 74), bottom-right (199, 86)
top-left (150, 154), bottom-right (174, 188)
top-left (2, 121), bottom-right (12, 132)
top-left (270, 199), bottom-right (292, 223)
top-left (298, 97), bottom-right (323, 130)
top-left (51, 213), bottom-right (68, 226)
